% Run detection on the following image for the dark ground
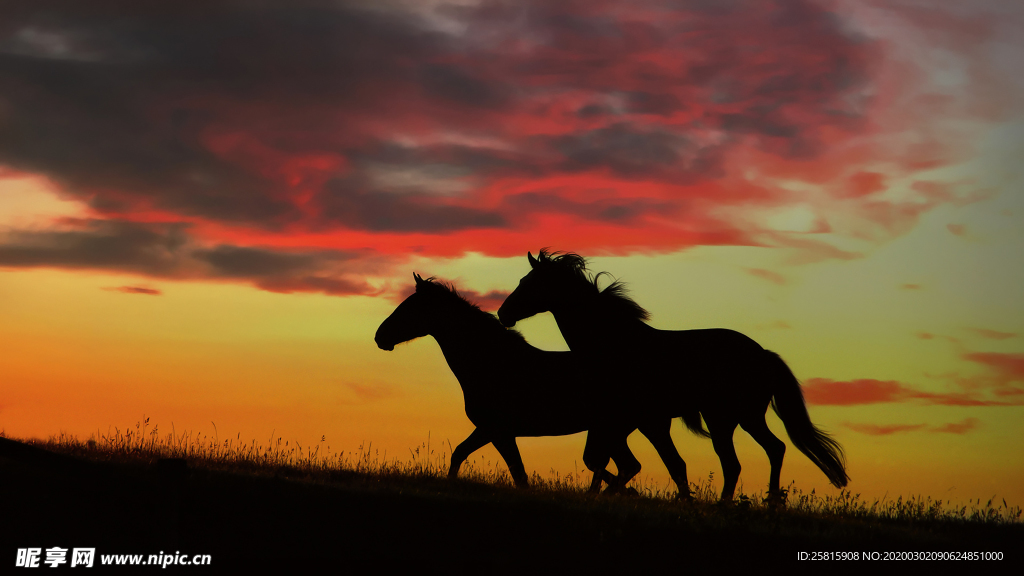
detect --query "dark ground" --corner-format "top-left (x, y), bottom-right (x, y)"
top-left (1, 437), bottom-right (1020, 573)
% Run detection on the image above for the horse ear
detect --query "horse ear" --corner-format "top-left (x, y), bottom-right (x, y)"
top-left (414, 272), bottom-right (423, 285)
top-left (527, 251), bottom-right (538, 268)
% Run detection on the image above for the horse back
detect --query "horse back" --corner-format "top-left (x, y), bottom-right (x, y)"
top-left (660, 327), bottom-right (763, 354)
top-left (584, 327), bottom-right (768, 408)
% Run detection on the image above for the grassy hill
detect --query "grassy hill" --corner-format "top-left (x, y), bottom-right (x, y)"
top-left (1, 426), bottom-right (1020, 572)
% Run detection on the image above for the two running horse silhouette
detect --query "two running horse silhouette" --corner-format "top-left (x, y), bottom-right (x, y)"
top-left (374, 250), bottom-right (848, 501)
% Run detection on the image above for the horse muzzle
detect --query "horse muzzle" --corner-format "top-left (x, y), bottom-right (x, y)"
top-left (374, 332), bottom-right (396, 351)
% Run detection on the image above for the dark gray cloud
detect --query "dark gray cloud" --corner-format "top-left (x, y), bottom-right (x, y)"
top-left (576, 103), bottom-right (612, 118)
top-left (549, 123), bottom-right (722, 181)
top-left (0, 0), bottom-right (888, 268)
top-left (0, 0), bottom-right (449, 228)
top-left (556, 124), bottom-right (683, 174)
top-left (194, 246), bottom-right (340, 279)
top-left (316, 178), bottom-right (506, 232)
top-left (192, 245), bottom-right (373, 295)
top-left (503, 192), bottom-right (676, 224)
top-left (624, 92), bottom-right (686, 116)
top-left (420, 64), bottom-right (511, 110)
top-left (0, 219), bottom-right (189, 275)
top-left (255, 275), bottom-right (374, 296)
top-left (0, 219), bottom-right (377, 295)
top-left (104, 286), bottom-right (162, 295)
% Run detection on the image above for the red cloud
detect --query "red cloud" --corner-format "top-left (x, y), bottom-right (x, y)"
top-left (843, 418), bottom-right (980, 436)
top-left (802, 378), bottom-right (1023, 406)
top-left (844, 422), bottom-right (926, 436)
top-left (804, 379), bottom-right (908, 405)
top-left (0, 0), bottom-right (1015, 293)
top-left (933, 418), bottom-right (980, 435)
top-left (746, 268), bottom-right (787, 286)
top-left (840, 171), bottom-right (886, 199)
top-left (962, 352), bottom-right (1024, 384)
top-left (470, 290), bottom-right (512, 312)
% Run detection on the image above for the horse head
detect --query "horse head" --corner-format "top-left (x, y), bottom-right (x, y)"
top-left (375, 273), bottom-right (436, 350)
top-left (498, 250), bottom-right (584, 327)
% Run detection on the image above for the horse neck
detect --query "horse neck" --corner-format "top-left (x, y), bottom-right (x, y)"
top-left (428, 310), bottom-right (513, 390)
top-left (550, 294), bottom-right (647, 351)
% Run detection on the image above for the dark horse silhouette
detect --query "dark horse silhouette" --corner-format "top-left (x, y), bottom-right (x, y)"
top-left (375, 273), bottom-right (645, 491)
top-left (497, 250), bottom-right (849, 501)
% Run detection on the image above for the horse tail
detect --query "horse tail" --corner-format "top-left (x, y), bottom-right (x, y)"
top-left (681, 409), bottom-right (711, 438)
top-left (765, 351), bottom-right (849, 488)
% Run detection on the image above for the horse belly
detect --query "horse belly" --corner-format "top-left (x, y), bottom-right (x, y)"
top-left (463, 389), bottom-right (593, 436)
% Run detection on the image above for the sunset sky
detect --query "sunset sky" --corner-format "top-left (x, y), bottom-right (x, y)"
top-left (2, 0), bottom-right (1022, 506)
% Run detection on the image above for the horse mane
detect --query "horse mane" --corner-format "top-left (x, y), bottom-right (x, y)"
top-left (535, 249), bottom-right (651, 323)
top-left (416, 277), bottom-right (528, 342)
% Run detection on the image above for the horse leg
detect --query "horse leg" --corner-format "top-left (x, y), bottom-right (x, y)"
top-left (606, 432), bottom-right (641, 494)
top-left (449, 428), bottom-right (491, 480)
top-left (709, 422), bottom-right (741, 501)
top-left (740, 415), bottom-right (787, 503)
top-left (492, 436), bottom-right (530, 488)
top-left (582, 429), bottom-right (616, 492)
top-left (639, 418), bottom-right (691, 499)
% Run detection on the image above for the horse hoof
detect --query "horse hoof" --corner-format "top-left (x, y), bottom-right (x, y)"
top-left (763, 491), bottom-right (788, 508)
top-left (603, 485), bottom-right (639, 497)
